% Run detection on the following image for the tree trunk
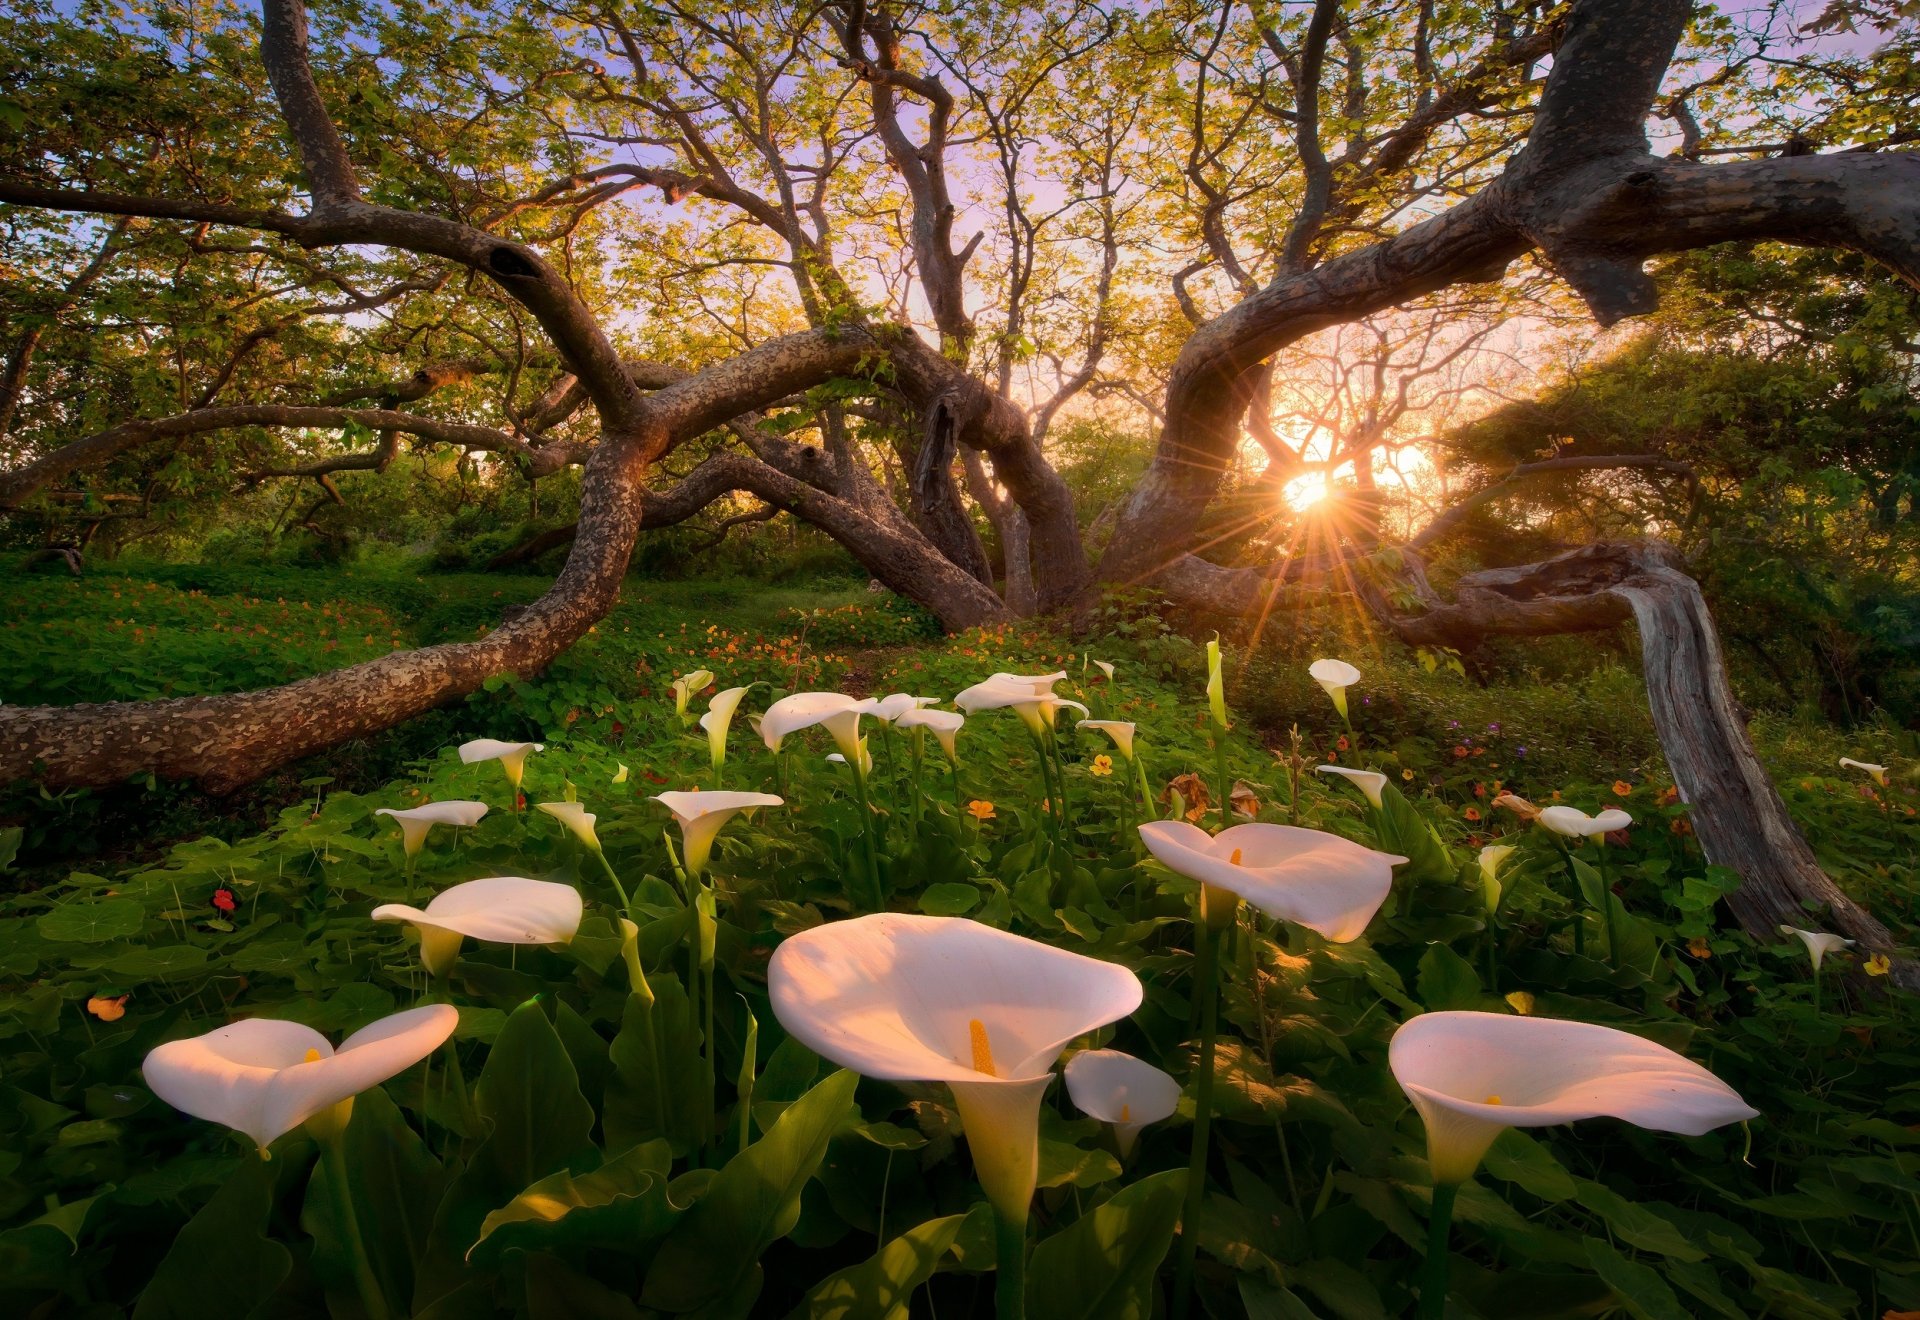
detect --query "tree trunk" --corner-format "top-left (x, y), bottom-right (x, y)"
top-left (1606, 555), bottom-right (1917, 988)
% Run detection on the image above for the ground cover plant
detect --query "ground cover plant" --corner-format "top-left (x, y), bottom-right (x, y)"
top-left (2, 578), bottom-right (1915, 1317)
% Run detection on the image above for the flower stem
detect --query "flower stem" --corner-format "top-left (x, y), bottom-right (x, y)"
top-left (595, 849), bottom-right (632, 915)
top-left (1173, 919), bottom-right (1222, 1320)
top-left (1420, 1180), bottom-right (1459, 1320)
top-left (993, 1205), bottom-right (1029, 1320)
top-left (321, 1132), bottom-right (391, 1320)
top-left (849, 764), bottom-right (886, 912)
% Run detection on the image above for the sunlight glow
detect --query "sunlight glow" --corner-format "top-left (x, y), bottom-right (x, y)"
top-left (1282, 473), bottom-right (1329, 512)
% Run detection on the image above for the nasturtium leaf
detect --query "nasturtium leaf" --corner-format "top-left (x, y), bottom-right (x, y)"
top-left (105, 946), bottom-right (209, 979)
top-left (1026, 1169), bottom-right (1187, 1320)
top-left (1584, 1239), bottom-right (1692, 1320)
top-left (1036, 1139), bottom-right (1122, 1189)
top-left (1482, 1130), bottom-right (1576, 1203)
top-left (640, 1068), bottom-right (857, 1312)
top-left (37, 898), bottom-right (144, 944)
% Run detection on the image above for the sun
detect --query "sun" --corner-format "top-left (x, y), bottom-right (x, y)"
top-left (1281, 473), bottom-right (1329, 512)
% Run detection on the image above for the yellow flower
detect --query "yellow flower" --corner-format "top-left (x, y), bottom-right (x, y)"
top-left (1090, 755), bottom-right (1114, 778)
top-left (968, 800), bottom-right (997, 821)
top-left (1503, 991), bottom-right (1535, 1016)
top-left (1402, 769), bottom-right (1415, 781)
top-left (1688, 936), bottom-right (1712, 959)
top-left (1866, 954), bottom-right (1891, 977)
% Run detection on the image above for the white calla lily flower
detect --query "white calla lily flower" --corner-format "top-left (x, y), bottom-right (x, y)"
top-left (375, 800), bottom-right (488, 857)
top-left (372, 877), bottom-right (583, 976)
top-left (1780, 925), bottom-right (1854, 971)
top-left (987, 670), bottom-right (1067, 694)
top-left (1478, 844), bottom-right (1517, 914)
top-left (1077, 720), bottom-right (1136, 760)
top-left (897, 707), bottom-right (964, 760)
top-left (671, 669), bottom-right (715, 717)
top-left (535, 800), bottom-right (602, 850)
top-left (867, 693), bottom-right (940, 723)
top-left (760, 692), bottom-right (871, 760)
top-left (1139, 820), bottom-right (1406, 942)
top-left (654, 790), bottom-right (784, 876)
top-left (1839, 757), bottom-right (1888, 787)
top-left (1389, 1010), bottom-right (1757, 1184)
top-left (1315, 764), bottom-right (1386, 808)
top-left (955, 679), bottom-right (1088, 735)
top-left (1538, 805), bottom-right (1633, 838)
top-left (700, 685), bottom-right (754, 769)
top-left (1308, 658), bottom-right (1361, 720)
top-left (1092, 659), bottom-right (1116, 682)
top-left (143, 1005), bottom-right (457, 1153)
top-left (458, 738), bottom-right (544, 789)
top-left (769, 913), bottom-right (1142, 1222)
top-left (1064, 1049), bottom-right (1180, 1158)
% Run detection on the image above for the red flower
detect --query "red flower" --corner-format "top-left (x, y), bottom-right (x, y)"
top-left (212, 888), bottom-right (237, 914)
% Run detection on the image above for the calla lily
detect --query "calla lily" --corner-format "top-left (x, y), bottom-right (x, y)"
top-left (768, 913), bottom-right (1142, 1222)
top-left (700, 685), bottom-right (754, 770)
top-left (897, 707), bottom-right (964, 760)
top-left (1839, 757), bottom-right (1888, 787)
top-left (654, 790), bottom-right (784, 877)
top-left (867, 693), bottom-right (940, 723)
top-left (1205, 634), bottom-right (1226, 728)
top-left (375, 800), bottom-right (488, 857)
top-left (1389, 1010), bottom-right (1757, 1185)
top-left (143, 1005), bottom-right (458, 1153)
top-left (1064, 1049), bottom-right (1180, 1158)
top-left (760, 692), bottom-right (871, 761)
top-left (1139, 820), bottom-right (1406, 942)
top-left (671, 669), bottom-right (715, 717)
top-left (955, 679), bottom-right (1088, 735)
top-left (1538, 805), bottom-right (1633, 838)
top-left (458, 739), bottom-right (544, 789)
top-left (988, 670), bottom-right (1067, 694)
top-left (1315, 764), bottom-right (1386, 809)
top-left (1092, 659), bottom-right (1116, 682)
top-left (1478, 844), bottom-right (1517, 915)
top-left (612, 763), bottom-right (630, 784)
top-left (372, 876), bottom-right (583, 976)
top-left (1077, 720), bottom-right (1136, 760)
top-left (535, 800), bottom-right (602, 851)
top-left (1309, 658), bottom-right (1361, 720)
top-left (1780, 925), bottom-right (1854, 972)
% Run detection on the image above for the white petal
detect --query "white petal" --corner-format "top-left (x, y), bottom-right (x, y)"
top-left (260, 1005), bottom-right (457, 1145)
top-left (1538, 805), bottom-right (1632, 837)
top-left (1315, 764), bottom-right (1386, 808)
top-left (1138, 820), bottom-right (1405, 942)
top-left (762, 692), bottom-right (864, 751)
top-left (457, 739), bottom-right (542, 765)
top-left (145, 1018), bottom-right (331, 1148)
top-left (377, 801), bottom-right (489, 828)
top-left (1390, 1011), bottom-right (1756, 1181)
top-left (1064, 1049), bottom-right (1181, 1128)
top-left (988, 671), bottom-right (1067, 694)
top-left (373, 876), bottom-right (583, 946)
top-left (1077, 720), bottom-right (1135, 759)
top-left (535, 801), bottom-right (600, 848)
top-left (768, 913), bottom-right (1143, 1084)
top-left (1308, 659), bottom-right (1361, 689)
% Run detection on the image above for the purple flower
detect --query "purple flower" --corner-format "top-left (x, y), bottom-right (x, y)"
top-left (1486, 722), bottom-right (1501, 733)
top-left (1448, 720), bottom-right (1460, 729)
top-left (1517, 746), bottom-right (1528, 757)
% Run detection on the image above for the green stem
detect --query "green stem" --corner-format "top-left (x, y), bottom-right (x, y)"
top-left (952, 758), bottom-right (966, 825)
top-left (595, 849), bottom-right (632, 915)
top-left (849, 765), bottom-right (885, 912)
top-left (322, 1134), bottom-right (391, 1320)
top-left (1597, 843), bottom-right (1617, 967)
top-left (1134, 753), bottom-right (1154, 824)
top-left (1813, 967), bottom-right (1822, 1017)
top-left (993, 1206), bottom-right (1029, 1320)
top-left (1420, 1180), bottom-right (1459, 1320)
top-left (1046, 726), bottom-right (1073, 831)
top-left (1173, 920), bottom-right (1222, 1320)
top-left (1212, 723), bottom-right (1233, 832)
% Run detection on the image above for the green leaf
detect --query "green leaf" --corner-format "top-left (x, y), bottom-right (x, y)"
top-left (0, 826), bottom-right (21, 873)
top-left (469, 1141), bottom-right (678, 1263)
top-left (38, 898), bottom-right (144, 944)
top-left (919, 882), bottom-right (982, 916)
top-left (1416, 943), bottom-right (1481, 1011)
top-left (1482, 1130), bottom-right (1576, 1203)
top-left (605, 972), bottom-right (705, 1154)
top-left (1575, 1181), bottom-right (1705, 1261)
top-left (1584, 1240), bottom-right (1691, 1320)
top-left (641, 1069), bottom-right (858, 1312)
top-left (800, 1210), bottom-right (976, 1319)
top-left (133, 1158), bottom-right (290, 1320)
top-left (106, 946), bottom-right (210, 979)
top-left (1026, 1169), bottom-right (1187, 1320)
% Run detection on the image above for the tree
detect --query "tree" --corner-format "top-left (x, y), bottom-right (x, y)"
top-left (2, 0), bottom-right (1917, 971)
